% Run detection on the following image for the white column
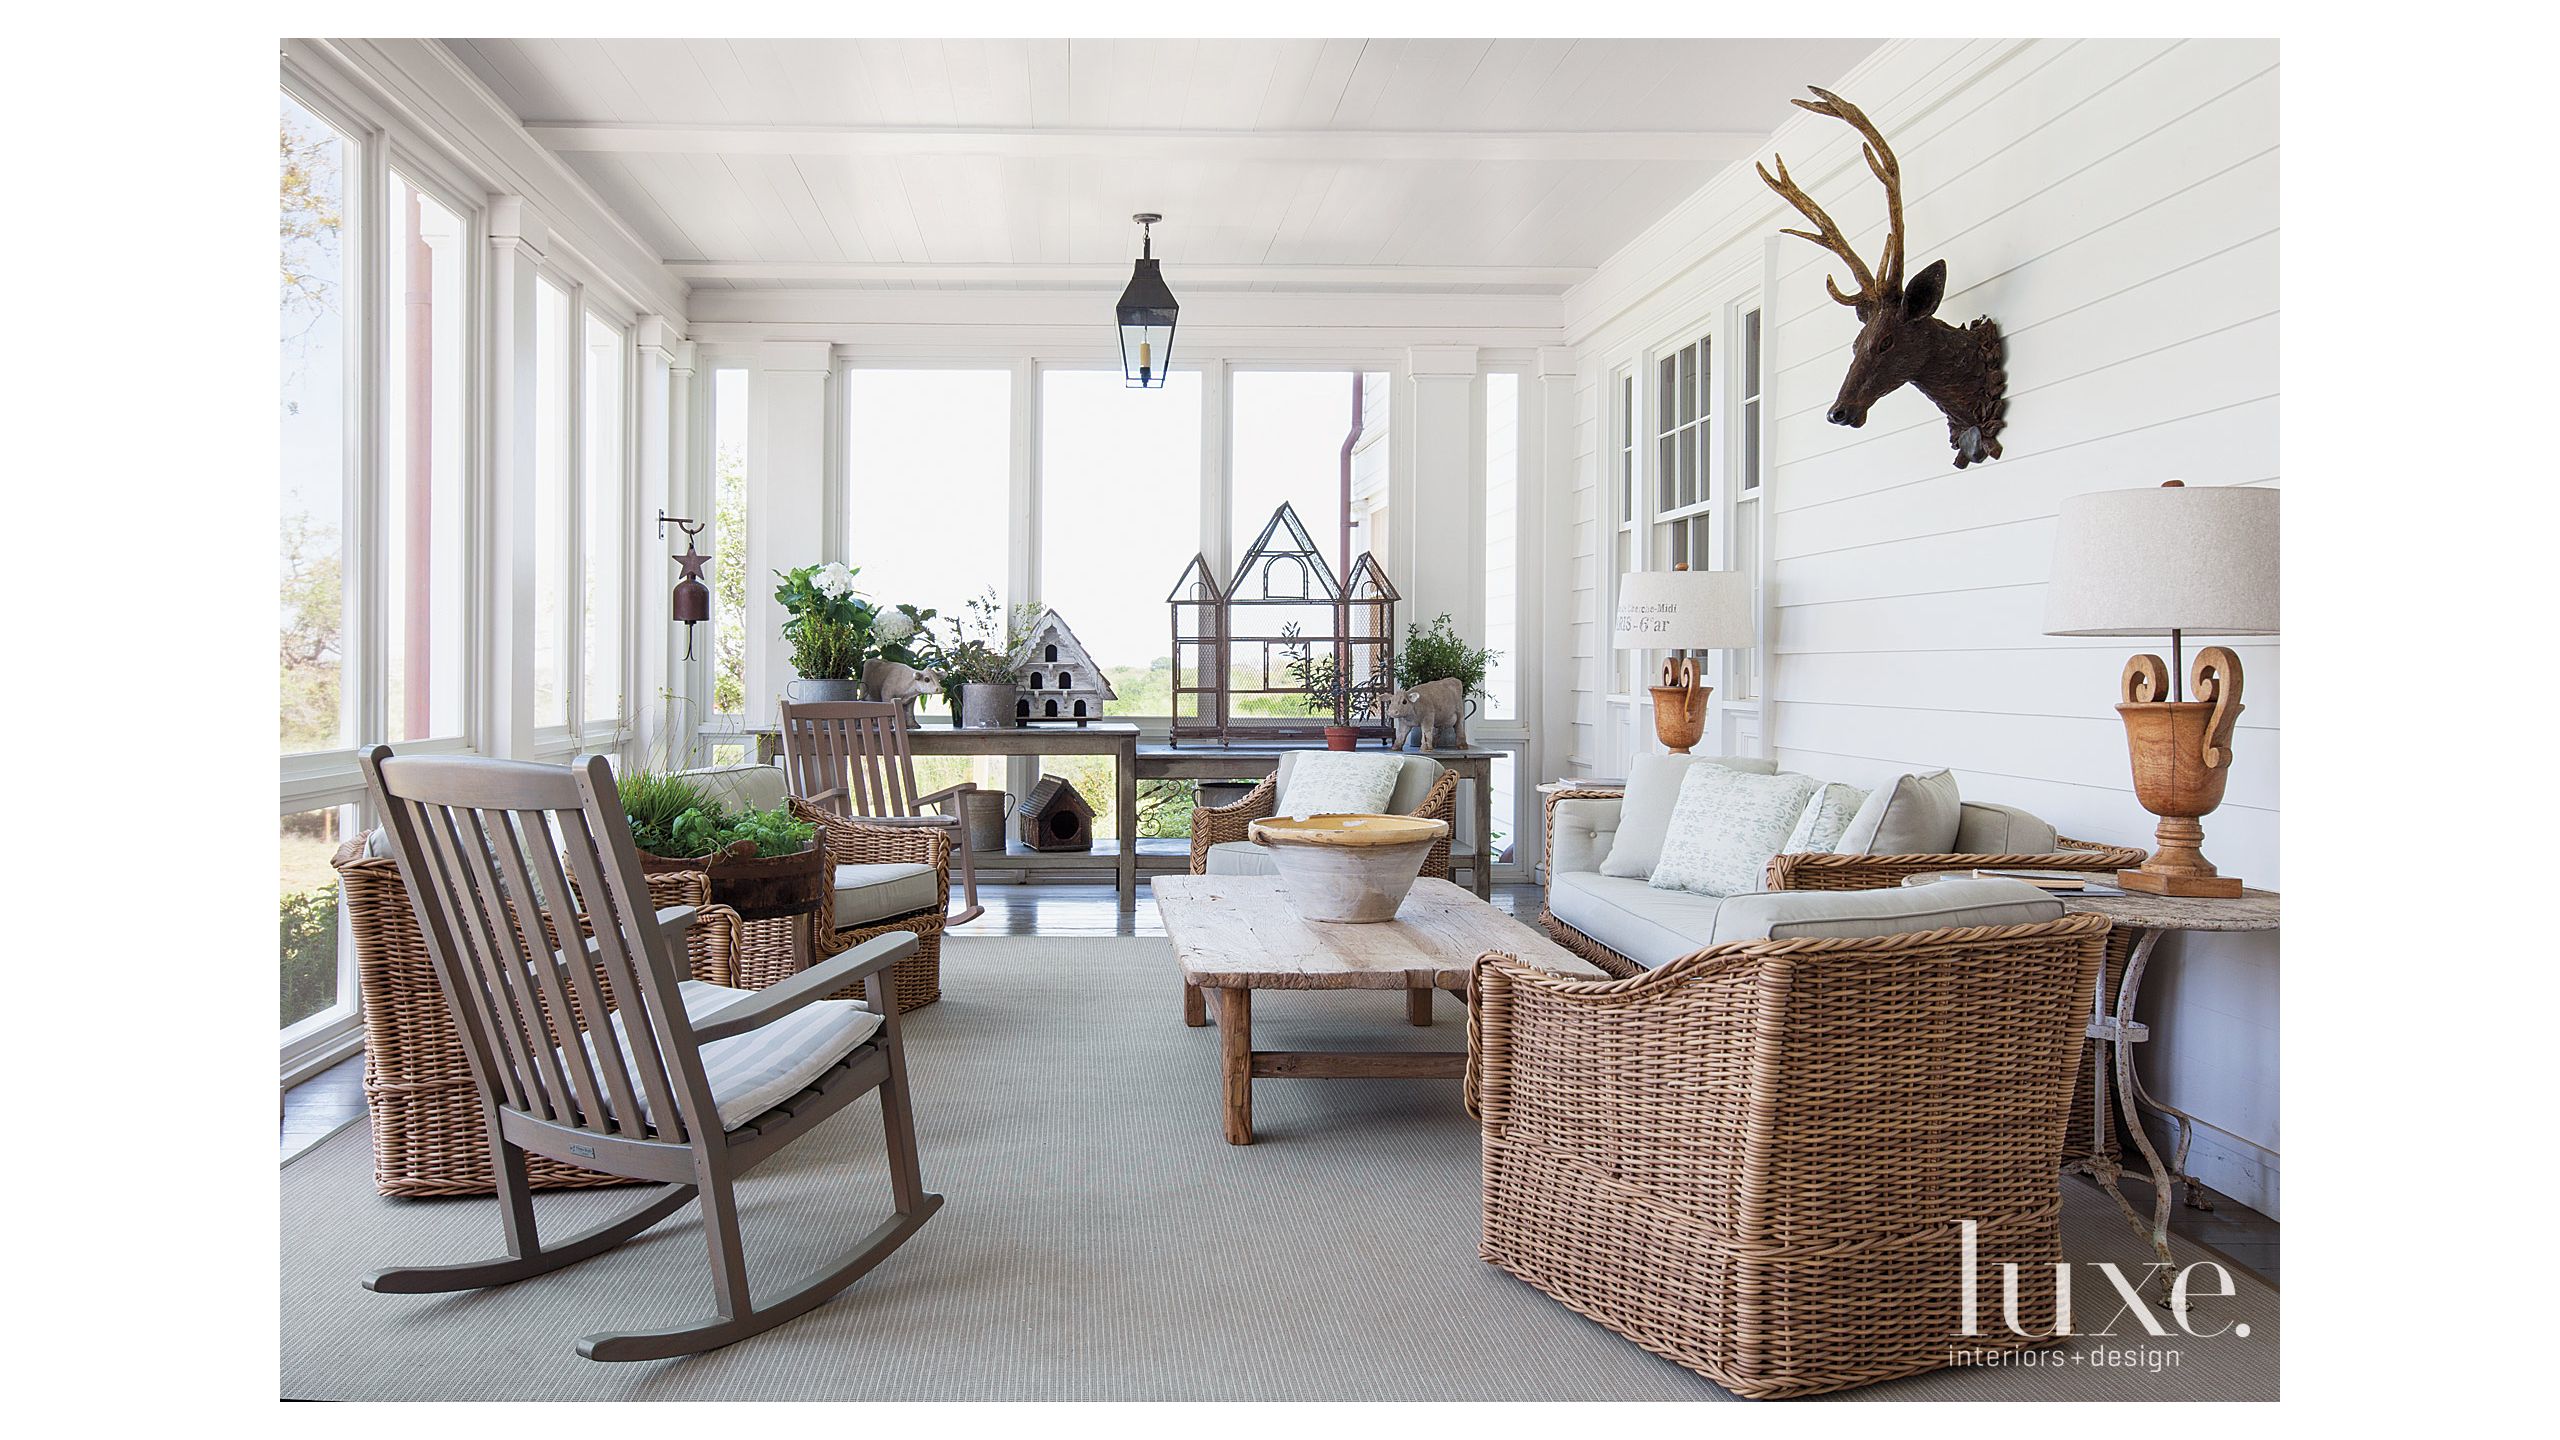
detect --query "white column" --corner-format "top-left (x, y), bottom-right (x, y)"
top-left (748, 341), bottom-right (834, 724)
top-left (1397, 345), bottom-right (1481, 641)
top-left (1530, 346), bottom-right (1578, 804)
top-left (631, 315), bottom-right (678, 764)
top-left (480, 197), bottom-right (545, 760)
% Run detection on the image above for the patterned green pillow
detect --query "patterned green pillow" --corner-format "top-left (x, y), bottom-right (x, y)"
top-left (1784, 781), bottom-right (1869, 854)
top-left (1650, 765), bottom-right (1819, 897)
top-left (1275, 752), bottom-right (1405, 819)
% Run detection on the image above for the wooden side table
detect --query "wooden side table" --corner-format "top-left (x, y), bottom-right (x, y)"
top-left (2059, 887), bottom-right (2278, 1292)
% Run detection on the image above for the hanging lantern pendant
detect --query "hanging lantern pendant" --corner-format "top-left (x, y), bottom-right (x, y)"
top-left (1117, 212), bottom-right (1178, 390)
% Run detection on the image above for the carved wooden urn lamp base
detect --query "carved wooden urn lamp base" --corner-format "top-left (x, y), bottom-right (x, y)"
top-left (2115, 647), bottom-right (2246, 897)
top-left (2046, 480), bottom-right (2279, 900)
top-left (1615, 565), bottom-right (1753, 758)
top-left (1649, 656), bottom-right (1712, 755)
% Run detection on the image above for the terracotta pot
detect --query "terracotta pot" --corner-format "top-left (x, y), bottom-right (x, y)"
top-left (1323, 726), bottom-right (1359, 751)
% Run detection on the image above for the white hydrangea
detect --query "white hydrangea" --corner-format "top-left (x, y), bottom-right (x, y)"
top-left (875, 609), bottom-right (917, 643)
top-left (811, 562), bottom-right (859, 600)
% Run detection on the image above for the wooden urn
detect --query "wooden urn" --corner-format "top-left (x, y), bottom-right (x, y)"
top-left (1249, 814), bottom-right (1450, 923)
top-left (2113, 647), bottom-right (2246, 898)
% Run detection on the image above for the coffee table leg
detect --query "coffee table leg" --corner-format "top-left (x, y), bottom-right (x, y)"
top-left (1406, 986), bottom-right (1433, 1027)
top-left (1183, 980), bottom-right (1208, 1027)
top-left (1218, 987), bottom-right (1253, 1145)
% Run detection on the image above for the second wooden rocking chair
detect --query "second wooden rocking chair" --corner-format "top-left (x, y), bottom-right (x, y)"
top-left (357, 746), bottom-right (943, 1360)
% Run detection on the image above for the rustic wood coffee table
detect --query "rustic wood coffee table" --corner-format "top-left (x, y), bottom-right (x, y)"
top-left (1151, 874), bottom-right (1605, 1144)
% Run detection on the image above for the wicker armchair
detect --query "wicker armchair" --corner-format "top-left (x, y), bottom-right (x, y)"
top-left (333, 839), bottom-right (746, 1197)
top-left (1469, 909), bottom-right (2111, 1398)
top-left (1190, 764), bottom-right (1461, 879)
top-left (786, 799), bottom-right (954, 1014)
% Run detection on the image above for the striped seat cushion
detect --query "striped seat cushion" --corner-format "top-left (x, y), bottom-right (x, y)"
top-left (566, 980), bottom-right (884, 1132)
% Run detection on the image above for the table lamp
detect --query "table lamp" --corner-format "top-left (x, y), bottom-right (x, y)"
top-left (1614, 565), bottom-right (1754, 754)
top-left (2045, 480), bottom-right (2278, 897)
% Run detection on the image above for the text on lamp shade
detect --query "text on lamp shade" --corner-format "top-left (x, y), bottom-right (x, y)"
top-left (1617, 603), bottom-right (1679, 636)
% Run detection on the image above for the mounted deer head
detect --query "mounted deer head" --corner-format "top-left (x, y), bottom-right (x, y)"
top-left (1758, 88), bottom-right (2008, 468)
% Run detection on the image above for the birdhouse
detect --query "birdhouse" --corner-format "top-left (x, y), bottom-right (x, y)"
top-left (1018, 774), bottom-right (1096, 852)
top-left (1008, 608), bottom-right (1117, 725)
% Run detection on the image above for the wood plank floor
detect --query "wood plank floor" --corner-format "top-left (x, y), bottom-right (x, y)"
top-left (280, 880), bottom-right (2274, 1285)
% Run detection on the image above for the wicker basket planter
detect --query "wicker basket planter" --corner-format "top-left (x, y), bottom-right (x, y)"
top-left (332, 840), bottom-right (746, 1197)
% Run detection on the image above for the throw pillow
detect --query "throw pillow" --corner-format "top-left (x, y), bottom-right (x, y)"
top-left (1783, 781), bottom-right (1868, 854)
top-left (1598, 752), bottom-right (1782, 879)
top-left (1648, 765), bottom-right (1819, 898)
top-left (1833, 769), bottom-right (1964, 855)
top-left (1274, 752), bottom-right (1404, 819)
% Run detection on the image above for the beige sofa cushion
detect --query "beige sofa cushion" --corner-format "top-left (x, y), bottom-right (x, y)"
top-left (1953, 801), bottom-right (2061, 855)
top-left (833, 862), bottom-right (939, 928)
top-left (1834, 768), bottom-right (1964, 855)
top-left (1546, 872), bottom-right (1726, 971)
top-left (1201, 840), bottom-right (1279, 877)
top-left (1546, 796), bottom-right (1621, 877)
top-left (1598, 753), bottom-right (1782, 879)
top-left (1704, 877), bottom-right (2062, 946)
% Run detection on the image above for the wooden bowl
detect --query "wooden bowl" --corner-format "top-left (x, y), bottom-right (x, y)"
top-left (1247, 813), bottom-right (1450, 923)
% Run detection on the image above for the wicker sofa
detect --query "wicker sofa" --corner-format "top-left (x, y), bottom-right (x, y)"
top-left (1470, 882), bottom-right (2112, 1398)
top-left (1189, 752), bottom-right (1459, 880)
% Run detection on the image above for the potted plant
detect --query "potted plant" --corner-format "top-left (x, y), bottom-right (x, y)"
top-left (928, 589), bottom-right (1024, 728)
top-left (773, 561), bottom-right (933, 703)
top-left (1394, 613), bottom-right (1502, 748)
top-left (1281, 622), bottom-right (1377, 749)
top-left (617, 769), bottom-right (826, 919)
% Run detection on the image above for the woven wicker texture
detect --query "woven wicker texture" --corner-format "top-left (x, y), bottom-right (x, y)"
top-left (791, 798), bottom-right (950, 1012)
top-left (1470, 911), bottom-right (2110, 1398)
top-left (1189, 769), bottom-right (1460, 880)
top-left (333, 840), bottom-right (746, 1197)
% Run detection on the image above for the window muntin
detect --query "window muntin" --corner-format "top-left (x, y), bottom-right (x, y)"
top-left (383, 174), bottom-right (469, 743)
top-left (280, 91), bottom-right (351, 755)
top-left (532, 279), bottom-right (573, 727)
top-left (1611, 367), bottom-right (1637, 697)
top-left (1038, 368), bottom-right (1202, 716)
top-left (581, 313), bottom-right (626, 729)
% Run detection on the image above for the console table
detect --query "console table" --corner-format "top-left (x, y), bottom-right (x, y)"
top-left (2061, 887), bottom-right (2279, 1293)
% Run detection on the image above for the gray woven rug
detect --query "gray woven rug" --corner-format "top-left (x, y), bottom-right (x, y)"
top-left (281, 936), bottom-right (2278, 1400)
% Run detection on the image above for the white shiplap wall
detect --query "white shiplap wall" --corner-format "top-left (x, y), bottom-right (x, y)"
top-left (1559, 38), bottom-right (2281, 1215)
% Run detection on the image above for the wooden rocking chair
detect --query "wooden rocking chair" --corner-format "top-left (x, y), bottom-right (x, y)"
top-left (779, 700), bottom-right (985, 930)
top-left (357, 746), bottom-right (943, 1361)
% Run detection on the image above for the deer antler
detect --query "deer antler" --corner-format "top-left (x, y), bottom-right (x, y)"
top-left (1756, 86), bottom-right (1908, 310)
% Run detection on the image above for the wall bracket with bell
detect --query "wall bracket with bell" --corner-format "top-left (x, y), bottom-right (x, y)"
top-left (658, 510), bottom-right (711, 661)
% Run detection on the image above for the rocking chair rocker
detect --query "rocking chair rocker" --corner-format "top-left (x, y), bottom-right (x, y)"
top-left (357, 746), bottom-right (943, 1360)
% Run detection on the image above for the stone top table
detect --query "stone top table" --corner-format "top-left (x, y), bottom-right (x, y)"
top-left (1152, 874), bottom-right (1602, 1144)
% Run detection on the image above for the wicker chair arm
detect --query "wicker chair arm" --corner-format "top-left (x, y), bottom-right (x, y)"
top-left (790, 797), bottom-right (953, 872)
top-left (1188, 775), bottom-right (1279, 873)
top-left (1764, 837), bottom-right (2148, 893)
top-left (1465, 946), bottom-right (1752, 1132)
top-left (1408, 768), bottom-right (1460, 880)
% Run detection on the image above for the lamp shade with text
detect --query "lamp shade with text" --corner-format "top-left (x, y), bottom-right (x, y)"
top-left (1613, 568), bottom-right (1755, 653)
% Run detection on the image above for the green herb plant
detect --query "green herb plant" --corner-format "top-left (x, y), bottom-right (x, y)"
top-left (1393, 613), bottom-right (1501, 700)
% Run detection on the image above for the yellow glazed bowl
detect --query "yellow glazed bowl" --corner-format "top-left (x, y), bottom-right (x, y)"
top-left (1248, 813), bottom-right (1449, 922)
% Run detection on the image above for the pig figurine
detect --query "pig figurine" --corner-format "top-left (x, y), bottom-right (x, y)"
top-left (862, 659), bottom-right (945, 728)
top-left (1385, 677), bottom-right (1467, 753)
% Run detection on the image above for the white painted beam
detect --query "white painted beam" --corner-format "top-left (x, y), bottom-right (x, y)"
top-left (526, 122), bottom-right (1764, 164)
top-left (671, 261), bottom-right (1593, 293)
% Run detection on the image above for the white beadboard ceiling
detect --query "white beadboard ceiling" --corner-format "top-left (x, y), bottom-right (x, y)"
top-left (450, 38), bottom-right (1880, 295)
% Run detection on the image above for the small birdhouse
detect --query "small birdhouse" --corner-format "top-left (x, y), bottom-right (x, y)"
top-left (1017, 775), bottom-right (1097, 852)
top-left (1008, 608), bottom-right (1117, 725)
